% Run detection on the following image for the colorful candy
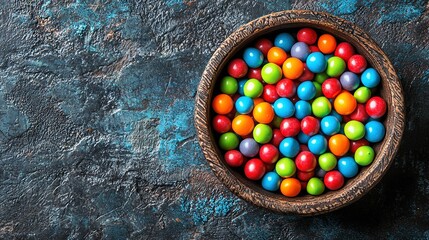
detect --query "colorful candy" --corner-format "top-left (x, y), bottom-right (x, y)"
top-left (211, 28), bottom-right (387, 197)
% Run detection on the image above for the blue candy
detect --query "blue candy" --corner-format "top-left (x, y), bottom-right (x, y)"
top-left (238, 79), bottom-right (248, 96)
top-left (274, 33), bottom-right (295, 52)
top-left (308, 134), bottom-right (327, 155)
top-left (297, 131), bottom-right (311, 144)
top-left (297, 81), bottom-right (316, 100)
top-left (243, 47), bottom-right (264, 68)
top-left (361, 68), bottom-right (381, 88)
top-left (306, 52), bottom-right (327, 73)
top-left (279, 137), bottom-right (300, 158)
top-left (321, 115), bottom-right (341, 135)
top-left (365, 120), bottom-right (385, 143)
top-left (295, 100), bottom-right (312, 119)
top-left (338, 156), bottom-right (359, 178)
top-left (261, 171), bottom-right (282, 192)
top-left (273, 98), bottom-right (295, 118)
top-left (235, 96), bottom-right (254, 114)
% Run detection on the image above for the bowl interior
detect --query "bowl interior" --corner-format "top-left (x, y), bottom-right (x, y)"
top-left (195, 10), bottom-right (404, 215)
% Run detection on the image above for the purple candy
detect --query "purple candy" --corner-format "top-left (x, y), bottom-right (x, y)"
top-left (239, 138), bottom-right (260, 157)
top-left (315, 167), bottom-right (327, 178)
top-left (340, 71), bottom-right (360, 91)
top-left (291, 42), bottom-right (310, 62)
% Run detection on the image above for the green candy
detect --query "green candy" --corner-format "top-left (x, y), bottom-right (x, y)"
top-left (271, 115), bottom-right (282, 129)
top-left (218, 132), bottom-right (239, 150)
top-left (318, 152), bottom-right (337, 171)
top-left (326, 56), bottom-right (346, 77)
top-left (312, 96), bottom-right (332, 118)
top-left (219, 76), bottom-right (238, 94)
top-left (314, 72), bottom-right (329, 84)
top-left (307, 177), bottom-right (325, 196)
top-left (253, 124), bottom-right (273, 144)
top-left (275, 157), bottom-right (296, 177)
top-left (344, 120), bottom-right (365, 140)
top-left (354, 86), bottom-right (372, 103)
top-left (243, 78), bottom-right (263, 98)
top-left (261, 63), bottom-right (282, 84)
top-left (354, 146), bottom-right (375, 166)
top-left (313, 82), bottom-right (322, 98)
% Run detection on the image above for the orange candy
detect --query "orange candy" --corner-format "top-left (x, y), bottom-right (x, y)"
top-left (280, 178), bottom-right (302, 197)
top-left (318, 34), bottom-right (337, 54)
top-left (282, 57), bottom-right (304, 79)
top-left (212, 94), bottom-right (233, 114)
top-left (253, 97), bottom-right (265, 106)
top-left (253, 102), bottom-right (274, 124)
top-left (334, 91), bottom-right (357, 115)
top-left (267, 47), bottom-right (287, 66)
top-left (232, 115), bottom-right (255, 136)
top-left (329, 134), bottom-right (350, 156)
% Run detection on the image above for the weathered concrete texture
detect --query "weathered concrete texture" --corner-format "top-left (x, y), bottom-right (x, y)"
top-left (0, 0), bottom-right (428, 239)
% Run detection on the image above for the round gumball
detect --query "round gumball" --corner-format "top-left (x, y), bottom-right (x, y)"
top-left (306, 52), bottom-right (327, 73)
top-left (218, 132), bottom-right (239, 150)
top-left (219, 76), bottom-right (238, 94)
top-left (349, 138), bottom-right (369, 153)
top-left (228, 58), bottom-right (248, 78)
top-left (253, 102), bottom-right (274, 124)
top-left (273, 98), bottom-right (295, 118)
top-left (321, 115), bottom-right (341, 136)
top-left (315, 168), bottom-right (327, 178)
top-left (339, 71), bottom-right (360, 91)
top-left (280, 178), bottom-right (301, 197)
top-left (262, 84), bottom-right (279, 103)
top-left (239, 138), bottom-right (260, 158)
top-left (280, 117), bottom-right (301, 137)
top-left (274, 33), bottom-right (295, 52)
top-left (253, 97), bottom-right (264, 106)
top-left (262, 171), bottom-right (282, 192)
top-left (297, 28), bottom-right (317, 45)
top-left (282, 57), bottom-right (304, 80)
top-left (224, 150), bottom-right (245, 167)
top-left (259, 144), bottom-right (279, 164)
top-left (276, 78), bottom-right (296, 98)
top-left (271, 129), bottom-right (284, 147)
top-left (212, 94), bottom-right (234, 114)
top-left (307, 177), bottom-right (325, 195)
top-left (297, 170), bottom-right (315, 182)
top-left (235, 96), bottom-right (254, 114)
top-left (365, 120), bottom-right (385, 143)
top-left (267, 47), bottom-right (287, 66)
top-left (354, 145), bottom-right (375, 166)
top-left (349, 104), bottom-right (369, 123)
top-left (243, 78), bottom-right (264, 98)
top-left (243, 47), bottom-right (264, 68)
top-left (334, 42), bottom-right (355, 61)
top-left (238, 79), bottom-right (248, 95)
top-left (338, 156), bottom-right (358, 178)
top-left (247, 68), bottom-right (262, 81)
top-left (244, 158), bottom-right (266, 180)
top-left (314, 72), bottom-right (329, 84)
top-left (275, 157), bottom-right (296, 177)
top-left (318, 34), bottom-right (337, 54)
top-left (348, 54), bottom-right (367, 74)
top-left (261, 63), bottom-right (283, 84)
top-left (328, 134), bottom-right (350, 156)
top-left (312, 96), bottom-right (332, 118)
top-left (318, 152), bottom-right (337, 171)
top-left (295, 100), bottom-right (312, 120)
top-left (301, 116), bottom-right (320, 136)
top-left (297, 81), bottom-right (316, 100)
top-left (295, 151), bottom-right (317, 172)
top-left (354, 86), bottom-right (372, 103)
top-left (361, 68), bottom-right (381, 88)
top-left (271, 115), bottom-right (282, 129)
top-left (291, 42), bottom-right (310, 61)
top-left (297, 131), bottom-right (311, 144)
top-left (232, 115), bottom-right (254, 136)
top-left (326, 56), bottom-right (346, 77)
top-left (212, 115), bottom-right (231, 133)
top-left (324, 170), bottom-right (344, 190)
top-left (255, 38), bottom-right (273, 56)
top-left (334, 91), bottom-right (357, 115)
top-left (279, 137), bottom-right (300, 158)
top-left (365, 96), bottom-right (387, 119)
top-left (321, 78), bottom-right (342, 99)
top-left (344, 120), bottom-right (365, 140)
top-left (308, 134), bottom-right (328, 155)
top-left (297, 64), bottom-right (315, 82)
top-left (253, 123), bottom-right (273, 144)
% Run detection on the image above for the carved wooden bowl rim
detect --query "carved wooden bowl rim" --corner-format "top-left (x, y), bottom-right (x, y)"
top-left (194, 10), bottom-right (405, 215)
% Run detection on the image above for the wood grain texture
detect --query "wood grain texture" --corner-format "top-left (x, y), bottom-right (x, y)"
top-left (194, 10), bottom-right (405, 215)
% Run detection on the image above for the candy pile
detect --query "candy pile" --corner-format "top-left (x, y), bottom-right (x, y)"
top-left (211, 28), bottom-right (386, 197)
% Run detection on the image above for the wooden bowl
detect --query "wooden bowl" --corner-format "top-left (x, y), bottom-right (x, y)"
top-left (194, 10), bottom-right (405, 215)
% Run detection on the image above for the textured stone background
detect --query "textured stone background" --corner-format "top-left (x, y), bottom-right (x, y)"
top-left (0, 0), bottom-right (428, 239)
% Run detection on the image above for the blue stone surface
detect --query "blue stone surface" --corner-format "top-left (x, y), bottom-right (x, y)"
top-left (0, 0), bottom-right (428, 239)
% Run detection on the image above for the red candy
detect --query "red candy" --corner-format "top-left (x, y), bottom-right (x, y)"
top-left (324, 170), bottom-right (344, 190)
top-left (276, 78), bottom-right (296, 98)
top-left (349, 104), bottom-right (369, 122)
top-left (301, 116), bottom-right (320, 136)
top-left (297, 170), bottom-right (315, 181)
top-left (348, 54), bottom-right (367, 74)
top-left (262, 84), bottom-right (279, 103)
top-left (297, 64), bottom-right (315, 82)
top-left (259, 144), bottom-right (280, 164)
top-left (322, 78), bottom-right (342, 98)
top-left (271, 129), bottom-right (284, 147)
top-left (255, 38), bottom-right (273, 56)
top-left (350, 139), bottom-right (370, 153)
top-left (280, 117), bottom-right (301, 137)
top-left (244, 158), bottom-right (266, 180)
top-left (365, 96), bottom-right (387, 119)
top-left (297, 28), bottom-right (318, 45)
top-left (228, 58), bottom-right (248, 78)
top-left (224, 150), bottom-right (245, 167)
top-left (248, 68), bottom-right (263, 81)
top-left (212, 115), bottom-right (232, 133)
top-left (334, 42), bottom-right (355, 62)
top-left (295, 151), bottom-right (317, 172)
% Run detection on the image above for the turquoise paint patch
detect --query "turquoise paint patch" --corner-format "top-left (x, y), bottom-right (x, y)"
top-left (255, 0), bottom-right (291, 11)
top-left (377, 4), bottom-right (424, 23)
top-left (320, 0), bottom-right (358, 15)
